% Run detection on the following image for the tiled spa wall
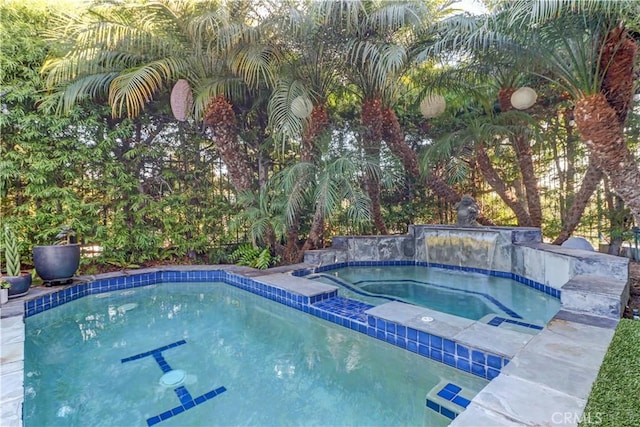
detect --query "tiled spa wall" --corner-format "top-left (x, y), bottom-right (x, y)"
top-left (303, 225), bottom-right (630, 320)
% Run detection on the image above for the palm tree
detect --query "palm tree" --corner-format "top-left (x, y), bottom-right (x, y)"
top-left (277, 155), bottom-right (372, 262)
top-left (427, 0), bottom-right (640, 225)
top-left (265, 1), bottom-right (347, 259)
top-left (333, 0), bottom-right (465, 233)
top-left (425, 107), bottom-right (540, 226)
top-left (42, 0), bottom-right (278, 195)
top-left (512, 1), bottom-right (640, 224)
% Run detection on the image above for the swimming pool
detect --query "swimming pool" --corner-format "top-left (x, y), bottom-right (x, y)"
top-left (23, 281), bottom-right (488, 426)
top-left (307, 265), bottom-right (561, 326)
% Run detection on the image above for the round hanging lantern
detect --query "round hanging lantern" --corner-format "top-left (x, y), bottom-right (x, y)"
top-left (420, 94), bottom-right (446, 119)
top-left (170, 79), bottom-right (193, 121)
top-left (510, 87), bottom-right (537, 110)
top-left (291, 96), bottom-right (313, 119)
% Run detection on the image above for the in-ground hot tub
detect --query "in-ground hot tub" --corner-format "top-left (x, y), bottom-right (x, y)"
top-left (305, 263), bottom-right (561, 329)
top-left (299, 225), bottom-right (631, 424)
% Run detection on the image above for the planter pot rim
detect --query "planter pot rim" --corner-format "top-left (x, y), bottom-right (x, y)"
top-left (4, 273), bottom-right (32, 299)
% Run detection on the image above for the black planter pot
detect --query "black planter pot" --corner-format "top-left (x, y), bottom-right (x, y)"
top-left (33, 244), bottom-right (81, 285)
top-left (4, 273), bottom-right (32, 298)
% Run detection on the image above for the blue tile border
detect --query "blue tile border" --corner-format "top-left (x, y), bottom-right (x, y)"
top-left (487, 316), bottom-right (543, 331)
top-left (24, 268), bottom-right (511, 382)
top-left (121, 340), bottom-right (187, 363)
top-left (295, 260), bottom-right (561, 300)
top-left (121, 339), bottom-right (227, 426)
top-left (426, 382), bottom-right (472, 421)
top-left (146, 386), bottom-right (227, 426)
top-left (352, 278), bottom-right (522, 319)
top-left (365, 313), bottom-right (509, 380)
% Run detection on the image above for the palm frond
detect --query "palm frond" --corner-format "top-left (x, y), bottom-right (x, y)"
top-left (275, 161), bottom-right (317, 226)
top-left (267, 78), bottom-right (312, 143)
top-left (191, 76), bottom-right (247, 120)
top-left (108, 58), bottom-right (184, 117)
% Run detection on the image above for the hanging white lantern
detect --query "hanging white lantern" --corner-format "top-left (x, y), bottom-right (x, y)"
top-left (510, 87), bottom-right (537, 110)
top-left (170, 79), bottom-right (193, 121)
top-left (291, 96), bottom-right (313, 119)
top-left (420, 94), bottom-right (446, 119)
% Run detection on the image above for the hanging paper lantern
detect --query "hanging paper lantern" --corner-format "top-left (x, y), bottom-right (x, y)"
top-left (420, 94), bottom-right (446, 119)
top-left (170, 79), bottom-right (193, 121)
top-left (291, 96), bottom-right (313, 119)
top-left (510, 87), bottom-right (537, 110)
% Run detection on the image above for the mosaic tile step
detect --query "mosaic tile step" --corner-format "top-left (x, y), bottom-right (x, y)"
top-left (312, 296), bottom-right (374, 323)
top-left (426, 382), bottom-right (474, 421)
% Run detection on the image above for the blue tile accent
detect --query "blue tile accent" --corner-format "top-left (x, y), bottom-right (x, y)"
top-left (456, 359), bottom-right (471, 372)
top-left (313, 297), bottom-right (372, 324)
top-left (24, 265), bottom-right (515, 382)
top-left (294, 260), bottom-right (561, 301)
top-left (456, 344), bottom-right (469, 359)
top-left (444, 383), bottom-right (462, 394)
top-left (488, 316), bottom-right (543, 331)
top-left (146, 386), bottom-right (227, 426)
top-left (452, 395), bottom-right (471, 408)
top-left (487, 355), bottom-right (502, 369)
top-left (428, 382), bottom-right (468, 421)
top-left (418, 331), bottom-right (430, 345)
top-left (430, 349), bottom-right (443, 362)
top-left (472, 363), bottom-right (486, 377)
top-left (426, 399), bottom-right (440, 412)
top-left (441, 406), bottom-right (457, 420)
top-left (487, 368), bottom-right (500, 380)
top-left (121, 339), bottom-right (227, 426)
top-left (431, 335), bottom-right (443, 350)
top-left (437, 389), bottom-right (456, 401)
top-left (471, 350), bottom-right (485, 365)
top-left (443, 353), bottom-right (456, 367)
top-left (121, 340), bottom-right (187, 363)
top-left (443, 339), bottom-right (455, 355)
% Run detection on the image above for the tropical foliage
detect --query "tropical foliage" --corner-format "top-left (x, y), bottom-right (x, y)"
top-left (1, 0), bottom-right (639, 272)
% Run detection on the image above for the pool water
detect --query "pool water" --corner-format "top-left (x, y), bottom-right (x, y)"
top-left (24, 282), bottom-right (488, 426)
top-left (310, 266), bottom-right (561, 325)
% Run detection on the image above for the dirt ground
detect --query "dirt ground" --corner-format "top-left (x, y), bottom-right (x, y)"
top-left (624, 261), bottom-right (640, 319)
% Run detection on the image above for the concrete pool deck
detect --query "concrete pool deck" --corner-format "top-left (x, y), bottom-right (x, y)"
top-left (0, 243), bottom-right (628, 427)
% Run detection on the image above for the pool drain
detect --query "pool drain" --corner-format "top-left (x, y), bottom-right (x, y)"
top-left (159, 369), bottom-right (186, 388)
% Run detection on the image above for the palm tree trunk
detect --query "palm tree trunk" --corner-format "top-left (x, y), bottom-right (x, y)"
top-left (475, 145), bottom-right (532, 226)
top-left (285, 104), bottom-right (330, 262)
top-left (362, 97), bottom-right (387, 234)
top-left (381, 107), bottom-right (420, 177)
top-left (204, 95), bottom-right (254, 192)
top-left (381, 106), bottom-right (494, 225)
top-left (552, 158), bottom-right (603, 245)
top-left (512, 134), bottom-right (542, 227)
top-left (600, 27), bottom-right (636, 124)
top-left (574, 94), bottom-right (640, 225)
top-left (302, 105), bottom-right (329, 162)
top-left (298, 199), bottom-right (325, 262)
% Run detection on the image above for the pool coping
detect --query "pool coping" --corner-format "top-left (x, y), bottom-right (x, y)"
top-left (0, 263), bottom-right (621, 426)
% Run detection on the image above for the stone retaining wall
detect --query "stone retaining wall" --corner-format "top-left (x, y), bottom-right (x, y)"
top-left (304, 225), bottom-right (630, 320)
